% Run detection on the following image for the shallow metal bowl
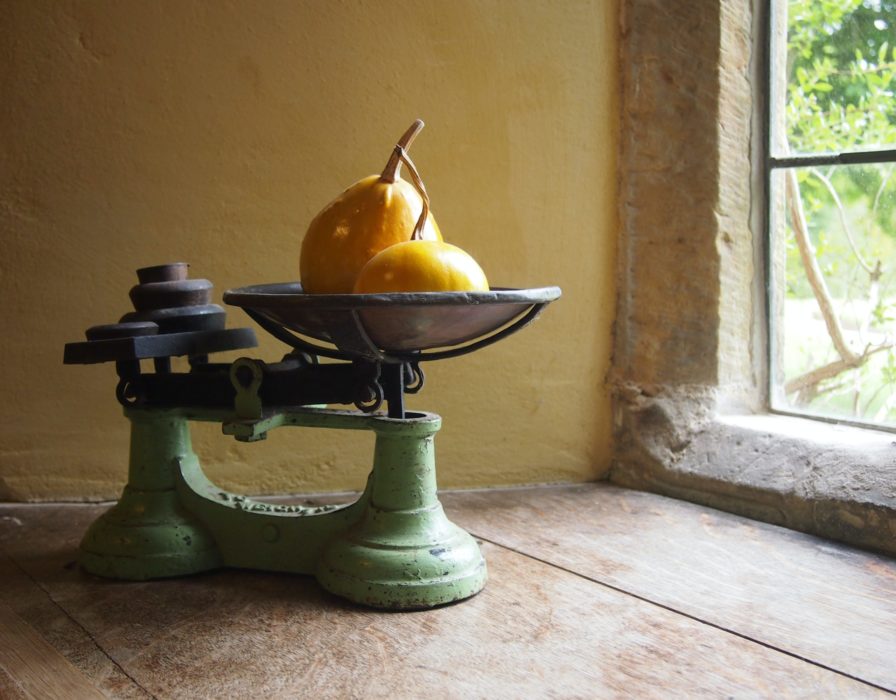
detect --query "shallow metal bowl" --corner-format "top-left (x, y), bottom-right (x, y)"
top-left (223, 283), bottom-right (561, 362)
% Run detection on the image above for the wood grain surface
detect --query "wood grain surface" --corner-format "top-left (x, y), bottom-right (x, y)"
top-left (443, 484), bottom-right (896, 692)
top-left (1, 486), bottom-right (893, 699)
top-left (0, 603), bottom-right (107, 699)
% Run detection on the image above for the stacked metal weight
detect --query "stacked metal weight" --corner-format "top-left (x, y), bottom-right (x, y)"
top-left (84, 263), bottom-right (226, 342)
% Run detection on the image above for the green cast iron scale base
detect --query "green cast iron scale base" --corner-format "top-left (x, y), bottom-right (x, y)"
top-left (82, 406), bottom-right (486, 609)
top-left (65, 267), bottom-right (560, 610)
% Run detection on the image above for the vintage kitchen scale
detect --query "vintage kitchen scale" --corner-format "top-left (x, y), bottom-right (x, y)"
top-left (64, 262), bottom-right (560, 609)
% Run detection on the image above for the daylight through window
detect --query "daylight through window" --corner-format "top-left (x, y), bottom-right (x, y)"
top-left (769, 0), bottom-right (896, 428)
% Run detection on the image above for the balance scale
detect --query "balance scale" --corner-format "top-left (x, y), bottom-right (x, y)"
top-left (64, 263), bottom-right (560, 609)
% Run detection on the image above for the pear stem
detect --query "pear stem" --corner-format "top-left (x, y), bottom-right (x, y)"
top-left (380, 119), bottom-right (425, 183)
top-left (394, 146), bottom-right (430, 242)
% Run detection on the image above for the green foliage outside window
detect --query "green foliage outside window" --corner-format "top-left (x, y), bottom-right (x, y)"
top-left (776, 0), bottom-right (896, 425)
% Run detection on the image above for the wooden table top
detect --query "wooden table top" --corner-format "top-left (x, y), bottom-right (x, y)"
top-left (1, 483), bottom-right (894, 698)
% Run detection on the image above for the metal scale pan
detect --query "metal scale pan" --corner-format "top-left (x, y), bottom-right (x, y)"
top-left (223, 283), bottom-right (562, 363)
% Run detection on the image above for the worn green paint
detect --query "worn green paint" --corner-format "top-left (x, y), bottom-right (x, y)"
top-left (79, 406), bottom-right (486, 609)
top-left (315, 412), bottom-right (486, 609)
top-left (229, 358), bottom-right (264, 419)
top-left (80, 410), bottom-right (222, 579)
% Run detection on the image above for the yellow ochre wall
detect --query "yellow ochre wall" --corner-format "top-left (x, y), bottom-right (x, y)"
top-left (0, 0), bottom-right (618, 500)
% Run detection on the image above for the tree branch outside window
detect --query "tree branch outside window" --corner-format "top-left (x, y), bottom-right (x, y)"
top-left (770, 0), bottom-right (896, 428)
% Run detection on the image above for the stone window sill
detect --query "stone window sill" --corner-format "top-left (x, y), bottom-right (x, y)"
top-left (611, 407), bottom-right (896, 557)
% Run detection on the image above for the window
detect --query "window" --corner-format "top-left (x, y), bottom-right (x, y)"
top-left (768, 0), bottom-right (896, 429)
top-left (613, 0), bottom-right (894, 559)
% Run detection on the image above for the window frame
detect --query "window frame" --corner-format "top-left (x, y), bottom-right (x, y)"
top-left (610, 0), bottom-right (896, 558)
top-left (764, 0), bottom-right (896, 432)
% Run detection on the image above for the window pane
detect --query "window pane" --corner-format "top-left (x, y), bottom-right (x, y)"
top-left (770, 163), bottom-right (896, 428)
top-left (772, 0), bottom-right (896, 157)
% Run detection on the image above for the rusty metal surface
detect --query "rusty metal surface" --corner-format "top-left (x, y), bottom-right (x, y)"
top-left (121, 303), bottom-right (226, 333)
top-left (85, 321), bottom-right (159, 341)
top-left (136, 262), bottom-right (189, 284)
top-left (224, 284), bottom-right (561, 362)
top-left (129, 278), bottom-right (213, 311)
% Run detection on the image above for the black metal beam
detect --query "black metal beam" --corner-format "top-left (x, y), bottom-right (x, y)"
top-left (64, 328), bottom-right (258, 365)
top-left (769, 148), bottom-right (896, 170)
